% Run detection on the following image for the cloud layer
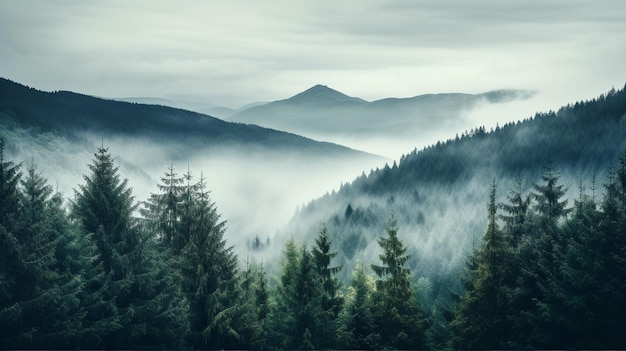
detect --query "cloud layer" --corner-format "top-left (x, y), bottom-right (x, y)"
top-left (1, 0), bottom-right (625, 109)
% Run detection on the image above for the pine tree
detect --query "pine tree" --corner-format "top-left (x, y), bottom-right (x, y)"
top-left (0, 139), bottom-right (24, 347)
top-left (499, 178), bottom-right (530, 247)
top-left (141, 164), bottom-right (187, 253)
top-left (555, 189), bottom-right (605, 348)
top-left (179, 173), bottom-right (239, 349)
top-left (341, 262), bottom-right (378, 349)
top-left (293, 246), bottom-right (324, 349)
top-left (267, 238), bottom-right (300, 349)
top-left (452, 180), bottom-right (511, 349)
top-left (73, 146), bottom-right (188, 348)
top-left (12, 165), bottom-right (84, 348)
top-left (532, 165), bottom-right (571, 231)
top-left (311, 223), bottom-right (343, 348)
top-left (371, 215), bottom-right (429, 349)
top-left (234, 261), bottom-right (268, 349)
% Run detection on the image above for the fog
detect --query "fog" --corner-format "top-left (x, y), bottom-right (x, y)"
top-left (2, 128), bottom-right (386, 262)
top-left (2, 82), bottom-right (609, 277)
top-left (281, 90), bottom-right (566, 159)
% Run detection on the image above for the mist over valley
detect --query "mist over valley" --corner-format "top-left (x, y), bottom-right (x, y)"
top-left (2, 76), bottom-right (626, 349)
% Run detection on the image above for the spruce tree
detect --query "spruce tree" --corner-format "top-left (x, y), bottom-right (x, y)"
top-left (452, 181), bottom-right (511, 349)
top-left (499, 178), bottom-right (530, 247)
top-left (12, 165), bottom-right (84, 348)
top-left (73, 146), bottom-right (188, 348)
top-left (0, 139), bottom-right (23, 347)
top-left (267, 238), bottom-right (300, 349)
top-left (371, 215), bottom-right (429, 349)
top-left (234, 261), bottom-right (269, 349)
top-left (341, 262), bottom-right (378, 349)
top-left (311, 223), bottom-right (343, 348)
top-left (179, 173), bottom-right (239, 349)
top-left (141, 164), bottom-right (188, 253)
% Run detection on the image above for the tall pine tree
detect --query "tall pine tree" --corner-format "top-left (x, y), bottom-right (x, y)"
top-left (371, 215), bottom-right (429, 349)
top-left (73, 146), bottom-right (188, 348)
top-left (452, 180), bottom-right (511, 349)
top-left (311, 223), bottom-right (343, 348)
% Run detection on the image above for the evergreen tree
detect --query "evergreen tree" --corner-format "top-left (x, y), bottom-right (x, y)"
top-left (141, 164), bottom-right (187, 253)
top-left (532, 164), bottom-right (571, 231)
top-left (267, 238), bottom-right (300, 349)
top-left (73, 146), bottom-right (188, 348)
top-left (267, 239), bottom-right (328, 350)
top-left (234, 261), bottom-right (269, 349)
top-left (340, 262), bottom-right (378, 349)
top-left (293, 246), bottom-right (324, 349)
top-left (499, 178), bottom-right (530, 247)
top-left (0, 139), bottom-right (24, 347)
top-left (371, 215), bottom-right (429, 349)
top-left (452, 181), bottom-right (511, 349)
top-left (311, 223), bottom-right (343, 348)
top-left (179, 174), bottom-right (239, 349)
top-left (12, 165), bottom-right (83, 348)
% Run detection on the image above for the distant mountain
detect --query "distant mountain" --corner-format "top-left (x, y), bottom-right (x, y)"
top-left (115, 96), bottom-right (266, 119)
top-left (228, 85), bottom-right (535, 150)
top-left (284, 84), bottom-right (367, 106)
top-left (0, 78), bottom-right (375, 158)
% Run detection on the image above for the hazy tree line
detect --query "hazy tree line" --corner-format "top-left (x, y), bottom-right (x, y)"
top-left (448, 155), bottom-right (626, 349)
top-left (1, 135), bottom-right (626, 349)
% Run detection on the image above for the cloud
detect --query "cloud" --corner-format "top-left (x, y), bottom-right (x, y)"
top-left (1, 0), bottom-right (624, 109)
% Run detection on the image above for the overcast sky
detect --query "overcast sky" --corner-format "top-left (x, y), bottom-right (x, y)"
top-left (1, 0), bottom-right (625, 109)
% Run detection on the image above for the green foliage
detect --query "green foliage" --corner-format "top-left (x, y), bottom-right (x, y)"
top-left (311, 224), bottom-right (344, 348)
top-left (452, 181), bottom-right (512, 349)
top-left (339, 262), bottom-right (378, 349)
top-left (177, 174), bottom-right (239, 349)
top-left (73, 146), bottom-right (189, 348)
top-left (371, 215), bottom-right (429, 349)
top-left (452, 152), bottom-right (626, 349)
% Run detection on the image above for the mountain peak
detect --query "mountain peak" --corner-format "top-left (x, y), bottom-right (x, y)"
top-left (286, 84), bottom-right (367, 105)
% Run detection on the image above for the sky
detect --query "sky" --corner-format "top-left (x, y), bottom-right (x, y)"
top-left (1, 0), bottom-right (625, 110)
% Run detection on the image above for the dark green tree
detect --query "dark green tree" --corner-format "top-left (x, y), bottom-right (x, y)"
top-left (141, 164), bottom-right (189, 253)
top-left (499, 178), bottom-right (530, 247)
top-left (267, 238), bottom-right (300, 349)
top-left (452, 181), bottom-right (511, 349)
top-left (0, 139), bottom-right (24, 347)
top-left (73, 146), bottom-right (188, 348)
top-left (179, 174), bottom-right (239, 349)
top-left (233, 261), bottom-right (269, 349)
top-left (311, 223), bottom-right (343, 348)
top-left (371, 215), bottom-right (429, 349)
top-left (268, 240), bottom-right (325, 350)
top-left (340, 262), bottom-right (378, 349)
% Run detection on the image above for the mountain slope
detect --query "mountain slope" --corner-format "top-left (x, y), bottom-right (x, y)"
top-left (279, 84), bottom-right (626, 288)
top-left (0, 78), bottom-right (374, 157)
top-left (0, 78), bottom-right (386, 250)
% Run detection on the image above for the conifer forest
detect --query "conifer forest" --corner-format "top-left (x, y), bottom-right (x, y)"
top-left (2, 106), bottom-right (626, 349)
top-left (0, 79), bottom-right (626, 349)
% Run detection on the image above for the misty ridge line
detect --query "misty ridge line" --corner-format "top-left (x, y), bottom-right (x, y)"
top-left (280, 83), bottom-right (626, 284)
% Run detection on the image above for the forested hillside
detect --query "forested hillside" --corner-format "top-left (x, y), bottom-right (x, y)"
top-left (280, 85), bottom-right (626, 346)
top-left (0, 78), bottom-right (367, 157)
top-left (1, 84), bottom-right (625, 349)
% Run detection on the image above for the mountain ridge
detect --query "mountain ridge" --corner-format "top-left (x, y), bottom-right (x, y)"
top-left (228, 84), bottom-right (537, 156)
top-left (0, 77), bottom-right (379, 158)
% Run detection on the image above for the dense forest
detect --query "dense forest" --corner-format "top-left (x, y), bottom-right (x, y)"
top-left (1, 84), bottom-right (626, 349)
top-left (2, 138), bottom-right (626, 349)
top-left (283, 84), bottom-right (626, 335)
